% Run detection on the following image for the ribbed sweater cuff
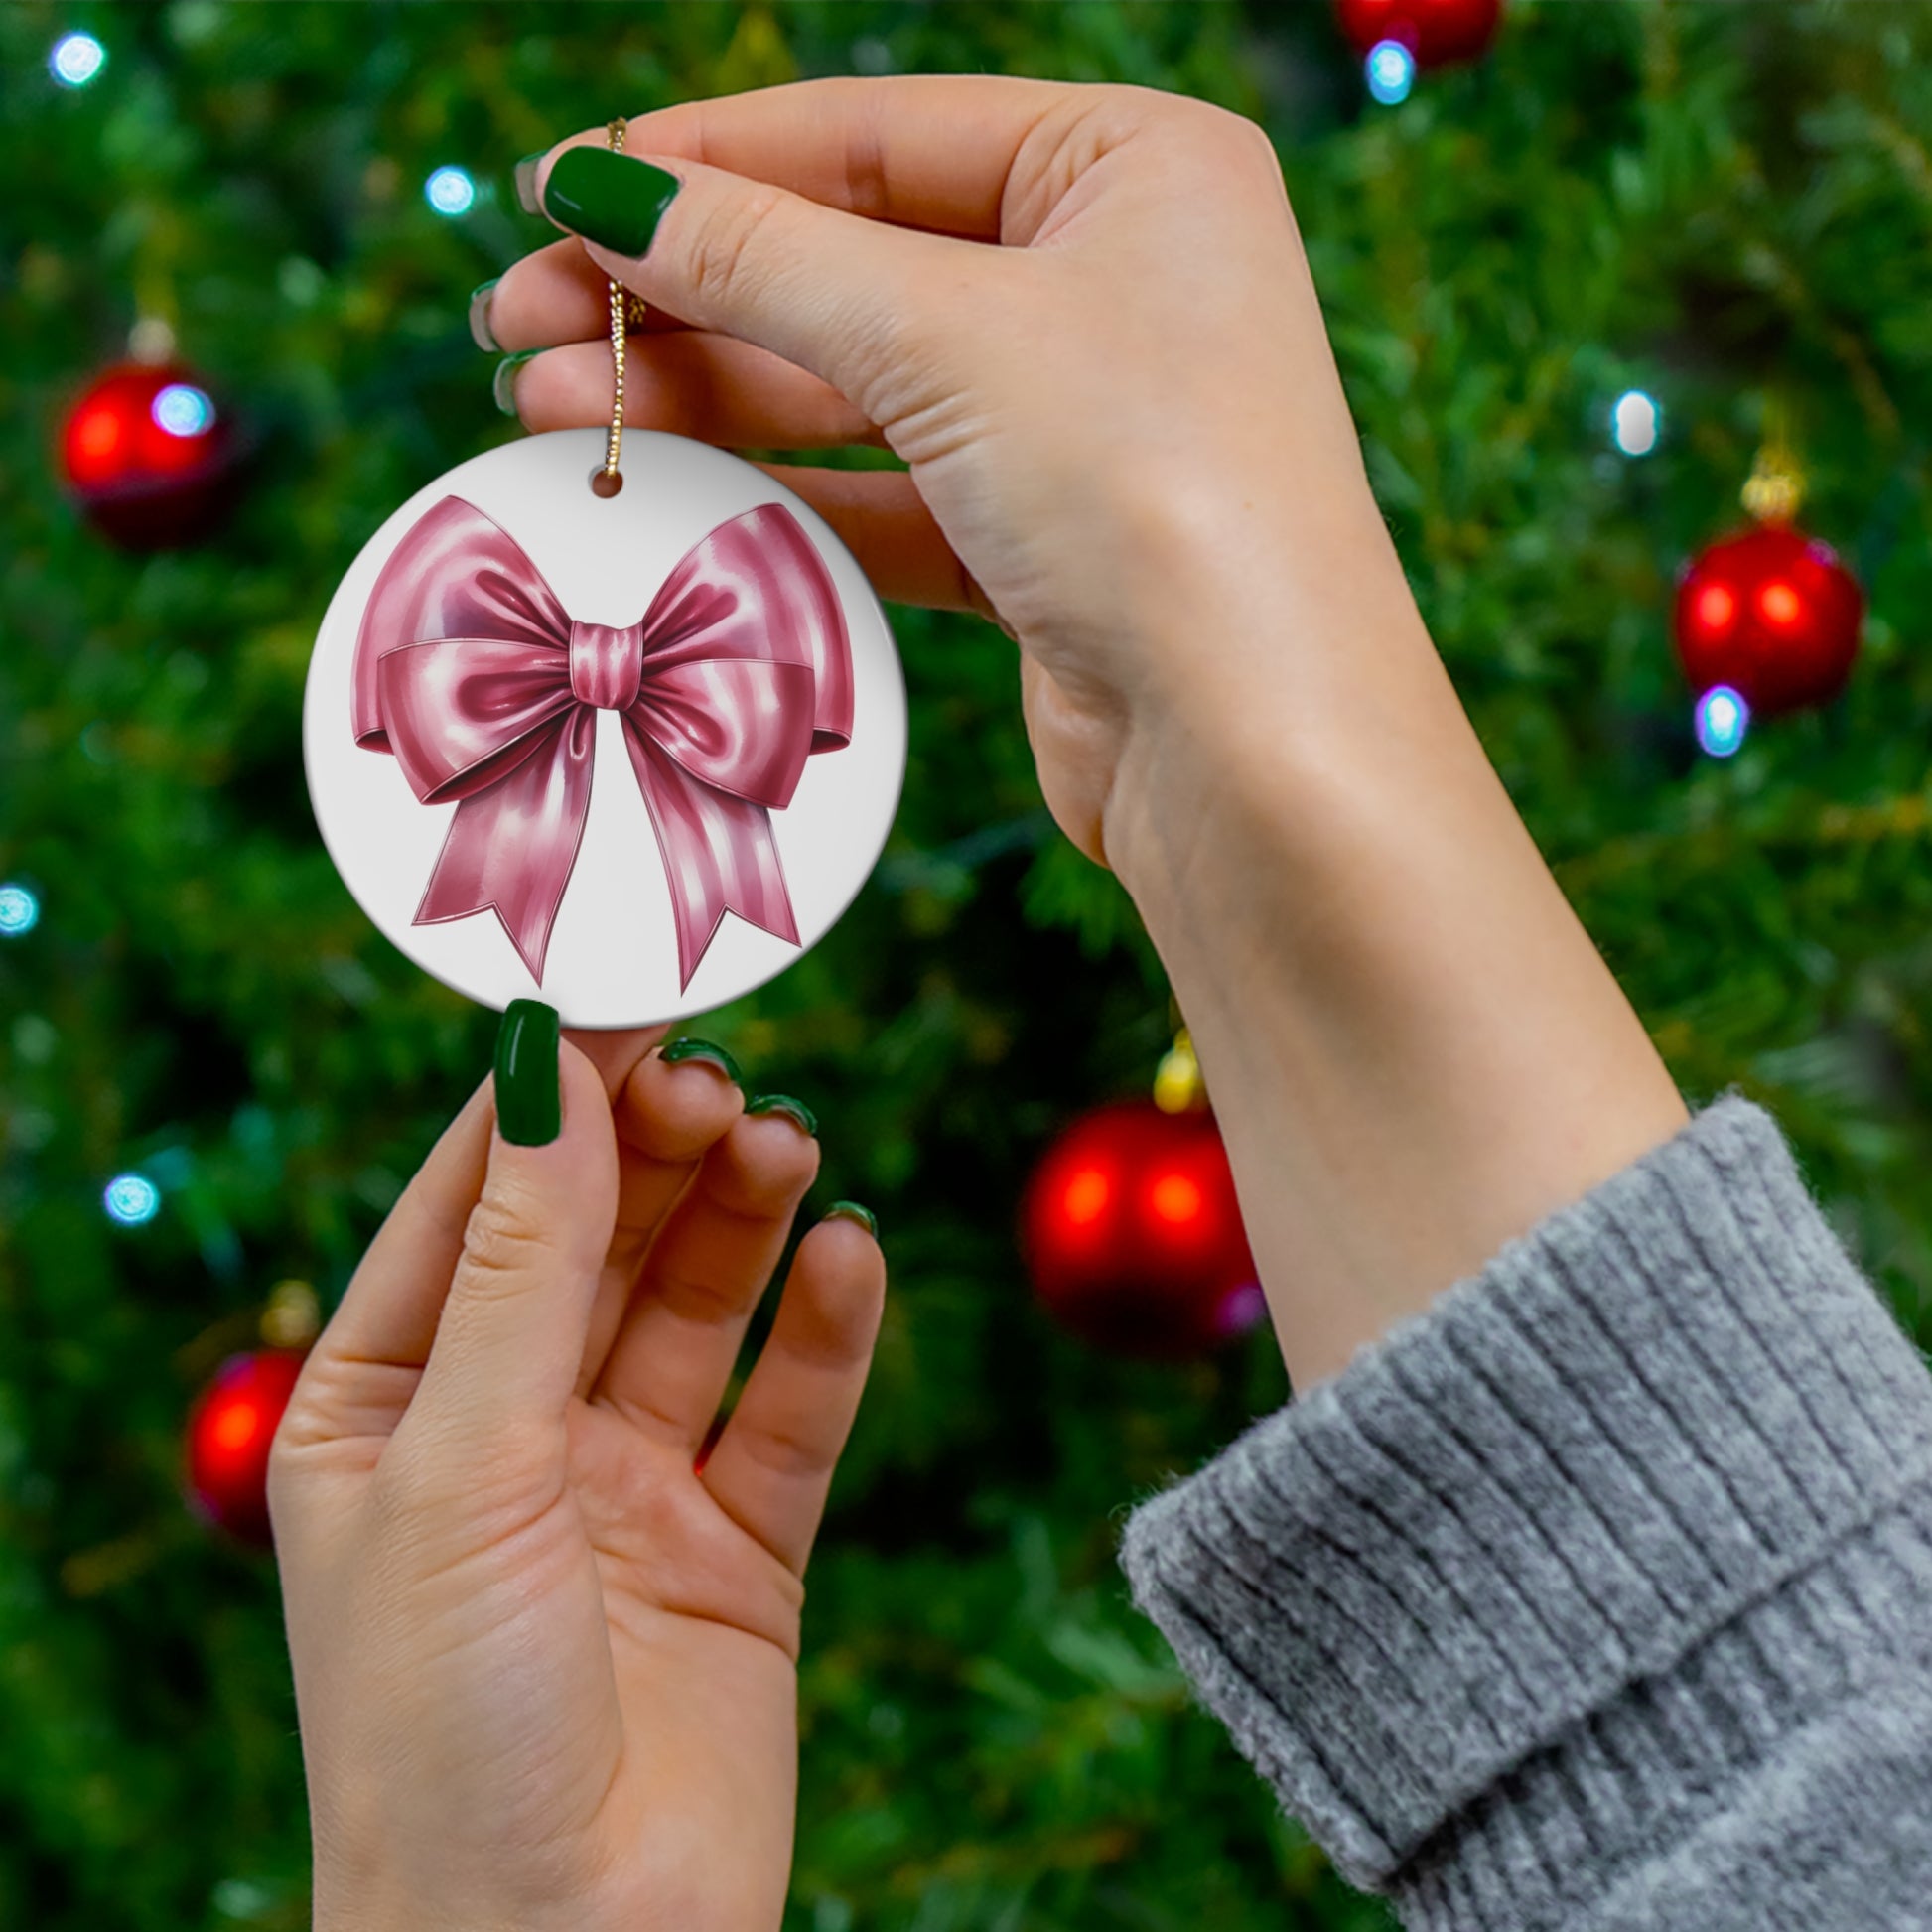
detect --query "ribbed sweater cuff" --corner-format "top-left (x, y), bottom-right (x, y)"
top-left (1119, 1096), bottom-right (1932, 1906)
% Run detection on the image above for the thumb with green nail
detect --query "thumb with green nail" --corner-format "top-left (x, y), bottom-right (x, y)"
top-left (269, 999), bottom-right (884, 1932)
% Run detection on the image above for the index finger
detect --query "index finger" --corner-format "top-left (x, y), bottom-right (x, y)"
top-left (553, 73), bottom-right (1079, 240)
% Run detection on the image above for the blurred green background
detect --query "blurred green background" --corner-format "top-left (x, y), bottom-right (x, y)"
top-left (4, 3), bottom-right (1932, 1928)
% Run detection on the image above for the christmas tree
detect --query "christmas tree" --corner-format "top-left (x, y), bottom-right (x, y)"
top-left (4, 4), bottom-right (1931, 1928)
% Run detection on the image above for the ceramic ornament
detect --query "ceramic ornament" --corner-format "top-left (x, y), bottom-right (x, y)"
top-left (304, 427), bottom-right (906, 1027)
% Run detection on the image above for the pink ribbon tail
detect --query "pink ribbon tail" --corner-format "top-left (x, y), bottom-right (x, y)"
top-left (624, 725), bottom-right (800, 991)
top-left (411, 711), bottom-right (596, 984)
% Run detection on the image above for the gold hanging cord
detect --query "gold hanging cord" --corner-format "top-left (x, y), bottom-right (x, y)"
top-left (592, 118), bottom-right (650, 497)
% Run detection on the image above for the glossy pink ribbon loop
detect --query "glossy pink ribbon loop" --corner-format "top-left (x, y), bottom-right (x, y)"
top-left (351, 495), bottom-right (853, 989)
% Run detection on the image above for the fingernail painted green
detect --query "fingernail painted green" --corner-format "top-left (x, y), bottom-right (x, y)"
top-left (824, 1200), bottom-right (878, 1238)
top-left (495, 1000), bottom-right (561, 1146)
top-left (492, 349), bottom-right (539, 416)
top-left (541, 146), bottom-right (681, 256)
top-left (660, 1036), bottom-right (742, 1084)
top-left (513, 152), bottom-right (545, 215)
top-left (746, 1093), bottom-right (818, 1138)
top-left (468, 278), bottom-right (501, 352)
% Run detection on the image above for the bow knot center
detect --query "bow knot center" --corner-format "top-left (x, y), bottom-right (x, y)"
top-left (568, 620), bottom-right (645, 711)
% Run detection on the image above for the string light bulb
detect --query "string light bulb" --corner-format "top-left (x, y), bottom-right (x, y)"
top-left (103, 1173), bottom-right (162, 1226)
top-left (1694, 685), bottom-right (1749, 759)
top-left (424, 166), bottom-right (477, 216)
top-left (0, 883), bottom-right (40, 937)
top-left (1611, 389), bottom-right (1661, 457)
top-left (151, 383), bottom-right (215, 439)
top-left (50, 32), bottom-right (105, 87)
top-left (1365, 39), bottom-right (1417, 102)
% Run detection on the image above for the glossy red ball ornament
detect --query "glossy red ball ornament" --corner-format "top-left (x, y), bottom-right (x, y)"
top-left (59, 361), bottom-right (240, 548)
top-left (1334, 0), bottom-right (1502, 67)
top-left (1021, 1100), bottom-right (1263, 1359)
top-left (1673, 524), bottom-right (1863, 718)
top-left (184, 1349), bottom-right (306, 1546)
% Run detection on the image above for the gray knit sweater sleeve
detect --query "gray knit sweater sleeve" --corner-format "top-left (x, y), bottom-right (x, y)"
top-left (1119, 1097), bottom-right (1932, 1930)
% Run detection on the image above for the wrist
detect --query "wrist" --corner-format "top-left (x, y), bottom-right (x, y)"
top-left (1096, 526), bottom-right (1687, 1387)
top-left (1099, 492), bottom-right (1443, 917)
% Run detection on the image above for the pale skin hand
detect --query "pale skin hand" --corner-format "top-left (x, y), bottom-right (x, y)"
top-left (491, 75), bottom-right (1687, 1387)
top-left (275, 72), bottom-right (1693, 1932)
top-left (270, 1030), bottom-right (885, 1932)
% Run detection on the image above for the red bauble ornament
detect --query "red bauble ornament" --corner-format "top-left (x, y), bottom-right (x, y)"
top-left (1021, 1100), bottom-right (1263, 1359)
top-left (1334, 0), bottom-right (1502, 67)
top-left (184, 1349), bottom-right (306, 1546)
top-left (60, 361), bottom-right (241, 548)
top-left (1673, 523), bottom-right (1863, 718)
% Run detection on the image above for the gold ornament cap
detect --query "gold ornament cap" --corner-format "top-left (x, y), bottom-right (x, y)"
top-left (1741, 398), bottom-right (1805, 525)
top-left (1154, 1027), bottom-right (1206, 1113)
top-left (260, 1279), bottom-right (321, 1350)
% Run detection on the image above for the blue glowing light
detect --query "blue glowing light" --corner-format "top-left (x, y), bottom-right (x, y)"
top-left (104, 1173), bottom-right (162, 1226)
top-left (1695, 684), bottom-right (1749, 759)
top-left (425, 166), bottom-right (477, 216)
top-left (152, 383), bottom-right (215, 438)
top-left (0, 883), bottom-right (39, 937)
top-left (50, 32), bottom-right (105, 87)
top-left (1611, 389), bottom-right (1661, 457)
top-left (1365, 39), bottom-right (1416, 105)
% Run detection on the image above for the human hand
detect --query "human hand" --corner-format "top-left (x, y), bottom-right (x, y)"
top-left (269, 1021), bottom-right (885, 1932)
top-left (481, 75), bottom-right (1407, 879)
top-left (481, 79), bottom-right (1684, 1391)
top-left (481, 80), bottom-right (1689, 1390)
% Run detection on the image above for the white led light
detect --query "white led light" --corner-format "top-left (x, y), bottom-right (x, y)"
top-left (1695, 684), bottom-right (1749, 759)
top-left (1366, 40), bottom-right (1416, 105)
top-left (152, 383), bottom-right (215, 438)
top-left (104, 1173), bottom-right (162, 1226)
top-left (425, 166), bottom-right (477, 217)
top-left (51, 32), bottom-right (105, 87)
top-left (0, 883), bottom-right (39, 936)
top-left (1612, 389), bottom-right (1661, 457)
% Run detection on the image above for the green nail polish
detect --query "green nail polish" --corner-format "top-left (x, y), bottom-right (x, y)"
top-left (746, 1093), bottom-right (818, 1138)
top-left (824, 1200), bottom-right (878, 1238)
top-left (494, 999), bottom-right (561, 1146)
top-left (541, 146), bottom-right (681, 257)
top-left (659, 1036), bottom-right (742, 1084)
top-left (492, 349), bottom-right (539, 416)
top-left (513, 151), bottom-right (546, 216)
top-left (468, 278), bottom-right (501, 352)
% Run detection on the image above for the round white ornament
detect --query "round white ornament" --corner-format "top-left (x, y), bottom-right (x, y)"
top-left (304, 427), bottom-right (906, 1028)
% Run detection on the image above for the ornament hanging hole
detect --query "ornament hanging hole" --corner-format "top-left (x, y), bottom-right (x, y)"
top-left (589, 468), bottom-right (623, 499)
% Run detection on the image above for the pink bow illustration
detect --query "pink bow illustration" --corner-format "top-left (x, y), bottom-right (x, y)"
top-left (351, 495), bottom-right (853, 990)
